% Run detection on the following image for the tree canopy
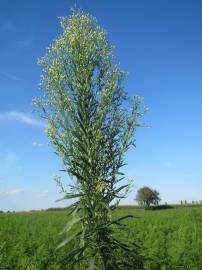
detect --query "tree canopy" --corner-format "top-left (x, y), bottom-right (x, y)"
top-left (136, 186), bottom-right (161, 207)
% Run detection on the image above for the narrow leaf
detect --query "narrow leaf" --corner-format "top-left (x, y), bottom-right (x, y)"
top-left (56, 193), bottom-right (82, 202)
top-left (56, 231), bottom-right (81, 250)
top-left (59, 215), bottom-right (82, 235)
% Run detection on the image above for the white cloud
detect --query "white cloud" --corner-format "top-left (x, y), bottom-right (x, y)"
top-left (0, 111), bottom-right (45, 127)
top-left (0, 188), bottom-right (24, 196)
top-left (0, 71), bottom-right (23, 82)
top-left (32, 142), bottom-right (44, 148)
top-left (35, 190), bottom-right (48, 198)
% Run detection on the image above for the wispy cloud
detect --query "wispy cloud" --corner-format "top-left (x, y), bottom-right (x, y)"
top-left (32, 142), bottom-right (44, 148)
top-left (0, 188), bottom-right (24, 196)
top-left (8, 112), bottom-right (44, 127)
top-left (35, 190), bottom-right (48, 199)
top-left (16, 36), bottom-right (33, 49)
top-left (0, 71), bottom-right (24, 82)
top-left (0, 111), bottom-right (45, 127)
top-left (0, 19), bottom-right (33, 48)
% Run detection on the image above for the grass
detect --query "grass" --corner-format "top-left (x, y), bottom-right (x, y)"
top-left (0, 206), bottom-right (202, 269)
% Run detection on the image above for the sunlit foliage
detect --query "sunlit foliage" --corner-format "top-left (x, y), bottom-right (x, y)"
top-left (34, 10), bottom-right (144, 269)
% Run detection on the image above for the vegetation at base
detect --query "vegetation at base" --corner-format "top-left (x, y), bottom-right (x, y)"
top-left (144, 204), bottom-right (174, 210)
top-left (0, 206), bottom-right (202, 270)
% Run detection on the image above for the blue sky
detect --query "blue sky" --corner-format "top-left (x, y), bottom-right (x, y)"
top-left (0, 0), bottom-right (202, 211)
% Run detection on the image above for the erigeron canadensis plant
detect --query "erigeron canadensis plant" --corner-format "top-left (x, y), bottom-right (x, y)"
top-left (34, 9), bottom-right (145, 270)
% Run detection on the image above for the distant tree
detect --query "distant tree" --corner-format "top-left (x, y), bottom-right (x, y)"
top-left (180, 200), bottom-right (183, 205)
top-left (185, 200), bottom-right (187, 205)
top-left (136, 186), bottom-right (161, 207)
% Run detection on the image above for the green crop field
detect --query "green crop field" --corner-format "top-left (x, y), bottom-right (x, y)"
top-left (0, 206), bottom-right (202, 270)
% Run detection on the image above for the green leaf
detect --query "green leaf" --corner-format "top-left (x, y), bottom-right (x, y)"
top-left (68, 168), bottom-right (87, 182)
top-left (114, 215), bottom-right (134, 223)
top-left (59, 246), bottom-right (86, 264)
top-left (88, 256), bottom-right (96, 270)
top-left (59, 215), bottom-right (82, 235)
top-left (56, 193), bottom-right (82, 202)
top-left (56, 231), bottom-right (81, 250)
top-left (114, 184), bottom-right (129, 194)
top-left (111, 215), bottom-right (135, 227)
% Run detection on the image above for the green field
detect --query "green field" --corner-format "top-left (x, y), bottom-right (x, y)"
top-left (0, 206), bottom-right (202, 270)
